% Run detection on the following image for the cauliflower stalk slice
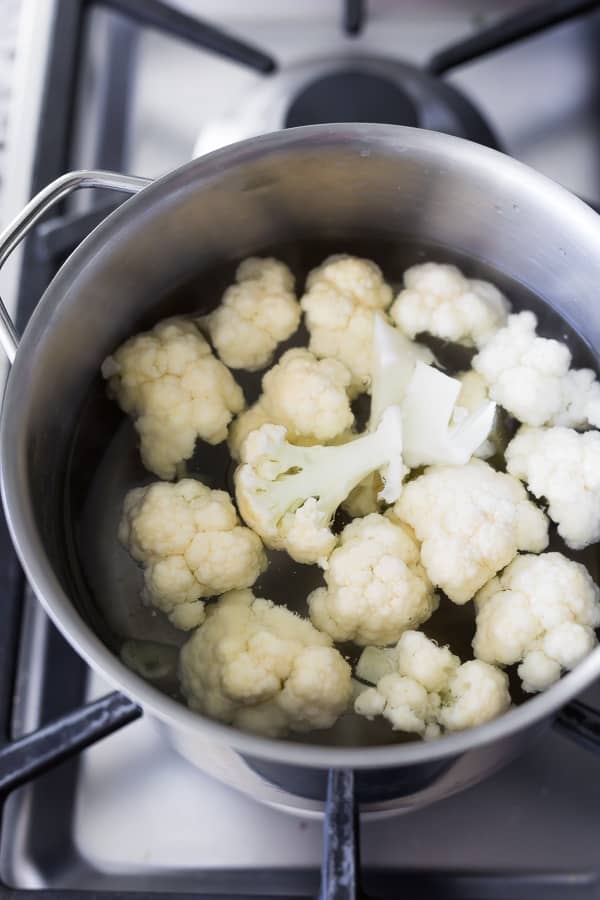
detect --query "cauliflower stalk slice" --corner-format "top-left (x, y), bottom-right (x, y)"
top-left (308, 513), bottom-right (438, 646)
top-left (235, 406), bottom-right (406, 566)
top-left (354, 631), bottom-right (511, 737)
top-left (473, 552), bottom-right (600, 693)
top-left (368, 317), bottom-right (496, 467)
top-left (369, 313), bottom-right (435, 428)
top-left (455, 370), bottom-right (504, 460)
top-left (179, 589), bottom-right (353, 737)
top-left (119, 479), bottom-right (267, 630)
top-left (401, 361), bottom-right (496, 468)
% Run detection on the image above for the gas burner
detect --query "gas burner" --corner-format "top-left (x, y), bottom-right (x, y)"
top-left (284, 69), bottom-right (420, 128)
top-left (193, 56), bottom-right (500, 158)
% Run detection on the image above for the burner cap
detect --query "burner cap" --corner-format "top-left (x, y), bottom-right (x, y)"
top-left (285, 70), bottom-right (419, 128)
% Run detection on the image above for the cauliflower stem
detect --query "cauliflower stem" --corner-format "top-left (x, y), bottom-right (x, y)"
top-left (235, 406), bottom-right (406, 565)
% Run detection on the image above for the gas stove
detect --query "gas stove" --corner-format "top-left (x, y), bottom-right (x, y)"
top-left (3, 1), bottom-right (600, 897)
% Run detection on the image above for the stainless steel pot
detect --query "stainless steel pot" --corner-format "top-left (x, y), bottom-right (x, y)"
top-left (1, 124), bottom-right (600, 805)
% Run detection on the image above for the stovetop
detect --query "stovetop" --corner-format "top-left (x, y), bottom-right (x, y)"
top-left (3, 1), bottom-right (600, 897)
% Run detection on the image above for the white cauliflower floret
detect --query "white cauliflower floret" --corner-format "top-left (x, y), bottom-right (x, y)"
top-left (472, 311), bottom-right (572, 426)
top-left (119, 480), bottom-right (266, 630)
top-left (235, 406), bottom-right (406, 566)
top-left (549, 368), bottom-right (600, 428)
top-left (228, 349), bottom-right (354, 460)
top-left (203, 258), bottom-right (301, 371)
top-left (354, 631), bottom-right (510, 737)
top-left (102, 318), bottom-right (244, 479)
top-left (393, 459), bottom-right (549, 604)
top-left (261, 349), bottom-right (354, 442)
top-left (474, 311), bottom-right (600, 428)
top-left (473, 552), bottom-right (600, 692)
top-left (308, 514), bottom-right (438, 646)
top-left (179, 589), bottom-right (352, 736)
top-left (506, 426), bottom-right (600, 550)
top-left (437, 660), bottom-right (511, 732)
top-left (301, 255), bottom-right (393, 394)
top-left (390, 262), bottom-right (510, 348)
top-left (228, 401), bottom-right (272, 461)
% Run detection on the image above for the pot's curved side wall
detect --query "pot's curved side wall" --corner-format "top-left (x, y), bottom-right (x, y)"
top-left (3, 125), bottom-right (600, 772)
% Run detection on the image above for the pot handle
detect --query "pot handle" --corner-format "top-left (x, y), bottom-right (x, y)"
top-left (0, 169), bottom-right (152, 364)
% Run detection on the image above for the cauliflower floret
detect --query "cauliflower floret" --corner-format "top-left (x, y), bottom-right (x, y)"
top-left (308, 514), bottom-right (438, 646)
top-left (203, 258), bottom-right (301, 371)
top-left (393, 459), bottom-right (549, 604)
top-left (228, 349), bottom-right (354, 461)
top-left (506, 426), bottom-right (600, 550)
top-left (260, 348), bottom-right (354, 442)
top-left (301, 255), bottom-right (393, 394)
top-left (472, 311), bottom-right (572, 426)
top-left (549, 368), bottom-right (600, 428)
top-left (179, 589), bottom-right (352, 736)
top-left (390, 262), bottom-right (510, 348)
top-left (354, 631), bottom-right (510, 737)
top-left (235, 406), bottom-right (406, 566)
top-left (473, 312), bottom-right (600, 428)
top-left (102, 318), bottom-right (245, 479)
top-left (437, 660), bottom-right (511, 732)
top-left (119, 480), bottom-right (266, 630)
top-left (228, 401), bottom-right (272, 461)
top-left (473, 552), bottom-right (600, 692)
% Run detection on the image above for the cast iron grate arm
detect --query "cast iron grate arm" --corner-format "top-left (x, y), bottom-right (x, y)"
top-left (0, 692), bottom-right (141, 798)
top-left (428, 0), bottom-right (600, 76)
top-left (343, 0), bottom-right (365, 37)
top-left (99, 0), bottom-right (277, 73)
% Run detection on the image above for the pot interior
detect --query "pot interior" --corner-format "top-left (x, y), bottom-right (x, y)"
top-left (64, 232), bottom-right (600, 749)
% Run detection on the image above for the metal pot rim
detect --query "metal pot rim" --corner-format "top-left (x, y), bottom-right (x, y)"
top-left (3, 123), bottom-right (600, 770)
